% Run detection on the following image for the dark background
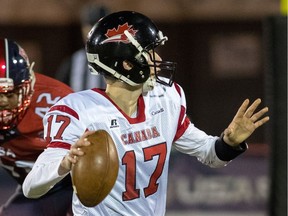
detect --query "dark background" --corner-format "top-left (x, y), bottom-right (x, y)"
top-left (0, 3), bottom-right (286, 214)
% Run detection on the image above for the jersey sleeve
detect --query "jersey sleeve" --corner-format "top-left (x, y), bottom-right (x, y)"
top-left (23, 93), bottom-right (86, 198)
top-left (22, 147), bottom-right (68, 198)
top-left (173, 122), bottom-right (229, 168)
top-left (172, 83), bottom-right (191, 141)
top-left (43, 95), bottom-right (88, 149)
top-left (172, 83), bottom-right (246, 167)
top-left (171, 83), bottom-right (228, 168)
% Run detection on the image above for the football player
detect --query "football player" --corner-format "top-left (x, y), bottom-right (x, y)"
top-left (0, 38), bottom-right (73, 216)
top-left (23, 11), bottom-right (269, 216)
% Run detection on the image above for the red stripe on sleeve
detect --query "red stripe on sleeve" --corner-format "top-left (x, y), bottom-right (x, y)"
top-left (49, 105), bottom-right (79, 120)
top-left (174, 83), bottom-right (181, 96)
top-left (173, 116), bottom-right (190, 142)
top-left (47, 141), bottom-right (71, 150)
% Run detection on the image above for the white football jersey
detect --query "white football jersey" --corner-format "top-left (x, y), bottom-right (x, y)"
top-left (25, 82), bottom-right (227, 216)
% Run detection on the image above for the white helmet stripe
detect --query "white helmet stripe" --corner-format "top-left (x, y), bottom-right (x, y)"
top-left (124, 30), bottom-right (149, 63)
top-left (124, 30), bottom-right (143, 52)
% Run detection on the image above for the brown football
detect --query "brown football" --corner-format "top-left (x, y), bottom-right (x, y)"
top-left (71, 130), bottom-right (119, 207)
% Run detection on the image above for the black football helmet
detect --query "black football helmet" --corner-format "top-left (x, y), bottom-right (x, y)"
top-left (86, 11), bottom-right (176, 89)
top-left (0, 38), bottom-right (35, 130)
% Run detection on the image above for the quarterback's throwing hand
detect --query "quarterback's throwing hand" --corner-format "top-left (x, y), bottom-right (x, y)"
top-left (59, 131), bottom-right (94, 175)
top-left (223, 98), bottom-right (269, 147)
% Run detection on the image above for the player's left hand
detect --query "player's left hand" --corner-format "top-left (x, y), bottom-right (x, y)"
top-left (223, 98), bottom-right (269, 147)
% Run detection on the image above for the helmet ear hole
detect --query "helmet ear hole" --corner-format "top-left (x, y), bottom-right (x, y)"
top-left (122, 60), bottom-right (133, 71)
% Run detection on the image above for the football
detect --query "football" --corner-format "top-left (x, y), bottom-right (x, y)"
top-left (71, 130), bottom-right (119, 207)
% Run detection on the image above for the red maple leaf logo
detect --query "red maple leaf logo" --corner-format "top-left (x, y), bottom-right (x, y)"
top-left (103, 23), bottom-right (138, 44)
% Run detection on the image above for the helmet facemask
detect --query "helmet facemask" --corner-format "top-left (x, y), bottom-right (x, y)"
top-left (124, 30), bottom-right (176, 88)
top-left (0, 63), bottom-right (34, 130)
top-left (0, 81), bottom-right (33, 130)
top-left (0, 38), bottom-right (35, 130)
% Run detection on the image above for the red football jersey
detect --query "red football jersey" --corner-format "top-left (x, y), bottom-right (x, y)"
top-left (0, 73), bottom-right (73, 183)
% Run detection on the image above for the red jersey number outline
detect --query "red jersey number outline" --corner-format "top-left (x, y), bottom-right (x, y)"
top-left (45, 115), bottom-right (70, 143)
top-left (122, 143), bottom-right (167, 201)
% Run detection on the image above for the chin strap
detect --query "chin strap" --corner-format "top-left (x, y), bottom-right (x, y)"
top-left (87, 52), bottom-right (156, 92)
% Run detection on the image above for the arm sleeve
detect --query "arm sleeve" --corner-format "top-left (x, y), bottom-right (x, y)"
top-left (22, 148), bottom-right (69, 198)
top-left (23, 96), bottom-right (86, 198)
top-left (173, 122), bottom-right (227, 168)
top-left (172, 83), bottom-right (247, 168)
top-left (173, 122), bottom-right (247, 168)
